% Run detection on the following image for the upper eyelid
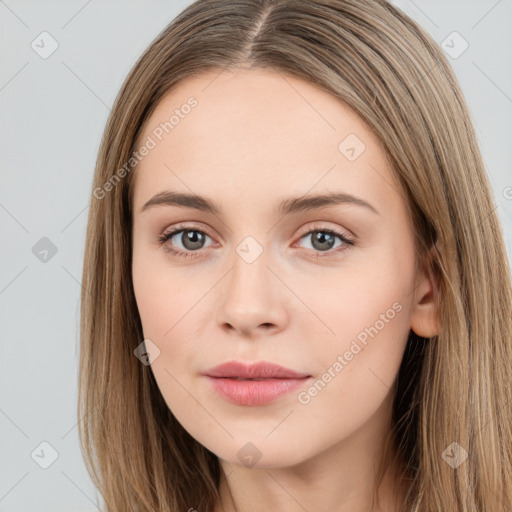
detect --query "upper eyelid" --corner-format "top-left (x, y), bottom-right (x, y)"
top-left (296, 222), bottom-right (353, 239)
top-left (162, 223), bottom-right (215, 241)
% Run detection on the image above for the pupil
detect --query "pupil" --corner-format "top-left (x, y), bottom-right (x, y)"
top-left (182, 230), bottom-right (204, 250)
top-left (312, 231), bottom-right (335, 251)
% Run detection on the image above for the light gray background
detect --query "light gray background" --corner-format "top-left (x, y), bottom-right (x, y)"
top-left (1, 1), bottom-right (511, 510)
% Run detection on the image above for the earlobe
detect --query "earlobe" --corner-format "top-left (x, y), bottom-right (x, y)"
top-left (410, 245), bottom-right (441, 338)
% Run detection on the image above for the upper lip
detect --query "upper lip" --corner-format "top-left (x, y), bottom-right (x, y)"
top-left (203, 361), bottom-right (311, 379)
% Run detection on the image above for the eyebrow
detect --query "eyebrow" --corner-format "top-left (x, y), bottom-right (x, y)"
top-left (139, 190), bottom-right (379, 216)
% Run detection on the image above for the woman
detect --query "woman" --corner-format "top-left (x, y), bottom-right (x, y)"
top-left (79, 0), bottom-right (512, 510)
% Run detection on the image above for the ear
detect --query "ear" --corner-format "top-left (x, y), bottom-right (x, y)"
top-left (410, 243), bottom-right (441, 338)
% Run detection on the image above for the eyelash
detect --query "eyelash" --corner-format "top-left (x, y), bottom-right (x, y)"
top-left (156, 223), bottom-right (355, 260)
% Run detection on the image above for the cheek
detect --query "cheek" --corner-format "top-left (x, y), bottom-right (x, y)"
top-left (288, 266), bottom-right (412, 457)
top-left (292, 248), bottom-right (414, 403)
top-left (131, 253), bottom-right (205, 417)
top-left (132, 240), bottom-right (196, 337)
top-left (290, 247), bottom-right (413, 346)
top-left (131, 243), bottom-right (214, 384)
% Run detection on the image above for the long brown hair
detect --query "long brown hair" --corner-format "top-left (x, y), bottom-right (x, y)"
top-left (79, 1), bottom-right (512, 510)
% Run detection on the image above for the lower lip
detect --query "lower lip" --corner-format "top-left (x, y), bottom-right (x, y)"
top-left (205, 376), bottom-right (311, 406)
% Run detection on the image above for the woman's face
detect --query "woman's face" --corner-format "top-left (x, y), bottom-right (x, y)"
top-left (131, 68), bottom-right (436, 469)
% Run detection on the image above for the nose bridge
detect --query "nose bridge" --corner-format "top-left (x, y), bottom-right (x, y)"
top-left (216, 233), bottom-right (286, 333)
top-left (227, 235), bottom-right (272, 304)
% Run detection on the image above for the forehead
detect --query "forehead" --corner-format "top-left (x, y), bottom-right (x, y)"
top-left (132, 68), bottom-right (398, 215)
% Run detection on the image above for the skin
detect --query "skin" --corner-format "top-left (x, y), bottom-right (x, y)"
top-left (131, 68), bottom-right (438, 512)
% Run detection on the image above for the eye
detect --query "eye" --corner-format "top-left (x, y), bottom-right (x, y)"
top-left (156, 223), bottom-right (355, 260)
top-left (295, 226), bottom-right (354, 257)
top-left (157, 224), bottom-right (215, 258)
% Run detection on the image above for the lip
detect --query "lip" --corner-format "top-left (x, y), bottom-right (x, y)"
top-left (202, 361), bottom-right (312, 406)
top-left (203, 360), bottom-right (311, 379)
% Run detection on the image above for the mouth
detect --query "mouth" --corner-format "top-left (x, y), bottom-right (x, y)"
top-left (202, 360), bottom-right (312, 406)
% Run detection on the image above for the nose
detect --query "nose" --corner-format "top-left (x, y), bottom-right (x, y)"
top-left (216, 247), bottom-right (288, 338)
